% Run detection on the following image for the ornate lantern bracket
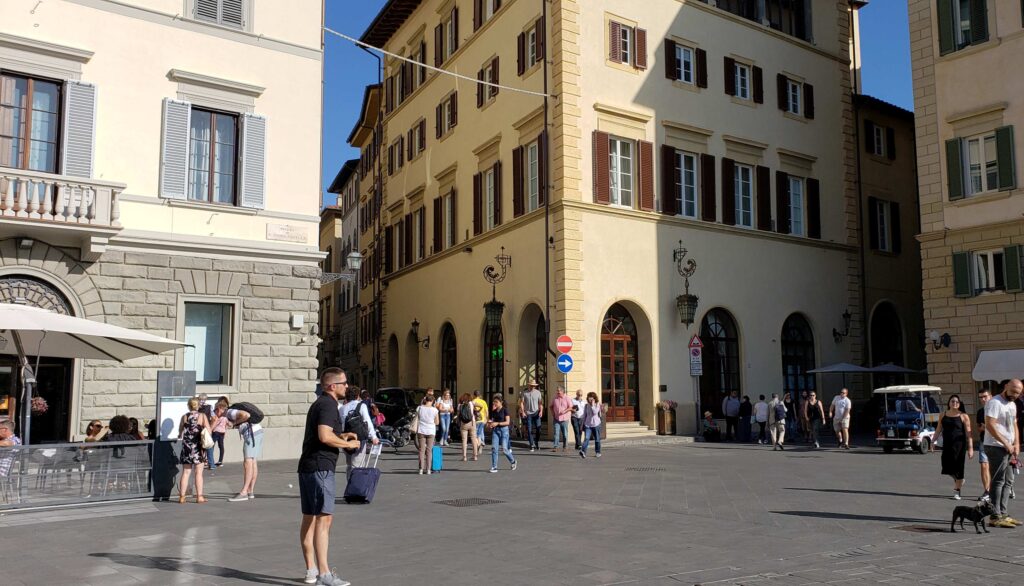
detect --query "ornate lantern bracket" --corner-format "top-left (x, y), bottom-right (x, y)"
top-left (673, 240), bottom-right (699, 326)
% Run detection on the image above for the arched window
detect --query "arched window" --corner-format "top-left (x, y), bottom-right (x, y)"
top-left (781, 313), bottom-right (816, 397)
top-left (700, 308), bottom-right (740, 416)
top-left (440, 324), bottom-right (457, 394)
top-left (870, 302), bottom-right (905, 387)
top-left (483, 324), bottom-right (504, 405)
top-left (534, 314), bottom-right (547, 388)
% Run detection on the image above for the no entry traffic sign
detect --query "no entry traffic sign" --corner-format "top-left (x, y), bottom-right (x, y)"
top-left (556, 335), bottom-right (573, 354)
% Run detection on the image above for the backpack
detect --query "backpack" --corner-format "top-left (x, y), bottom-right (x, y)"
top-left (774, 402), bottom-right (786, 422)
top-left (459, 401), bottom-right (475, 423)
top-left (228, 402), bottom-right (264, 425)
top-left (344, 403), bottom-right (370, 442)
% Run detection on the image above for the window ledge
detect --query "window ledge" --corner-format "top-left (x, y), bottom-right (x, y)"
top-left (167, 198), bottom-right (257, 215)
top-left (672, 80), bottom-right (700, 94)
top-left (522, 61), bottom-right (543, 80)
top-left (783, 111), bottom-right (808, 124)
top-left (605, 60), bottom-right (640, 75)
top-left (949, 190), bottom-right (1013, 207)
top-left (939, 38), bottom-right (1001, 63)
top-left (730, 96), bottom-right (756, 108)
top-left (866, 153), bottom-right (893, 166)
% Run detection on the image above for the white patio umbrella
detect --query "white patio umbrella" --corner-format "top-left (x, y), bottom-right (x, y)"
top-left (0, 303), bottom-right (187, 445)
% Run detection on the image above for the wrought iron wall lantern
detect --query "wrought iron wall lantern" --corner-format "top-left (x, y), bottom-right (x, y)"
top-left (483, 247), bottom-right (512, 329)
top-left (927, 330), bottom-right (951, 350)
top-left (410, 319), bottom-right (430, 349)
top-left (832, 309), bottom-right (852, 343)
top-left (318, 251), bottom-right (364, 284)
top-left (672, 240), bottom-right (699, 325)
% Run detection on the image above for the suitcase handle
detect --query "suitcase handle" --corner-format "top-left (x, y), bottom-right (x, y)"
top-left (366, 443), bottom-right (382, 468)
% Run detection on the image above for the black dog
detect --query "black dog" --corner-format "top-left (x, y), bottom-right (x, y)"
top-left (951, 501), bottom-right (995, 534)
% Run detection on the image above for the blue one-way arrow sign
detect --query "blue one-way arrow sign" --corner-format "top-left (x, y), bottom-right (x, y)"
top-left (556, 353), bottom-right (574, 374)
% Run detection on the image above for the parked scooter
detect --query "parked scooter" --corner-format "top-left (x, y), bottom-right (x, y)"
top-left (377, 410), bottom-right (414, 452)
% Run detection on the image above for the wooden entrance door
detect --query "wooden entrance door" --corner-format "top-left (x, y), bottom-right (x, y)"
top-left (601, 304), bottom-right (638, 422)
top-left (1, 356), bottom-right (73, 443)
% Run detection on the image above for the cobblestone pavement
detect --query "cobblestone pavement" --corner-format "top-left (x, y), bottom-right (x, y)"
top-left (2, 439), bottom-right (1023, 585)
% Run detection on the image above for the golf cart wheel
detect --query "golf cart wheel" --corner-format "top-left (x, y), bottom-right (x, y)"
top-left (918, 438), bottom-right (930, 454)
top-left (883, 444), bottom-right (894, 454)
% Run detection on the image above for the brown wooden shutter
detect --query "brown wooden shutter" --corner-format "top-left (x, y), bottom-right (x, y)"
top-left (890, 201), bottom-right (902, 255)
top-left (721, 157), bottom-right (736, 225)
top-left (450, 92), bottom-right (458, 126)
top-left (517, 32), bottom-right (526, 75)
top-left (807, 178), bottom-right (821, 239)
top-left (665, 39), bottom-right (678, 80)
top-left (536, 17), bottom-right (545, 60)
top-left (451, 188), bottom-right (458, 241)
top-left (407, 129), bottom-right (414, 160)
top-left (752, 66), bottom-right (763, 104)
top-left (886, 127), bottom-right (896, 160)
top-left (867, 196), bottom-right (879, 249)
top-left (433, 197), bottom-right (443, 253)
top-left (635, 28), bottom-right (648, 70)
top-left (493, 160), bottom-right (503, 226)
top-left (756, 165), bottom-right (771, 230)
top-left (418, 209), bottom-right (426, 259)
top-left (661, 144), bottom-right (678, 215)
top-left (638, 140), bottom-right (655, 211)
top-left (537, 130), bottom-right (547, 205)
top-left (775, 171), bottom-right (790, 234)
top-left (404, 214), bottom-right (413, 266)
top-left (864, 119), bottom-right (875, 153)
top-left (384, 225), bottom-right (394, 274)
top-left (513, 145), bottom-right (525, 217)
top-left (593, 131), bottom-right (610, 204)
top-left (435, 24), bottom-right (444, 67)
top-left (436, 103), bottom-right (443, 138)
top-left (452, 7), bottom-right (459, 51)
top-left (609, 22), bottom-right (622, 63)
top-left (385, 76), bottom-right (394, 113)
top-left (696, 48), bottom-right (707, 88)
top-left (804, 83), bottom-right (814, 119)
top-left (491, 56), bottom-right (499, 96)
top-left (387, 144), bottom-right (394, 175)
top-left (700, 153), bottom-right (716, 221)
top-left (419, 120), bottom-right (426, 150)
top-left (724, 57), bottom-right (735, 95)
top-left (776, 73), bottom-right (788, 110)
top-left (473, 172), bottom-right (483, 235)
top-left (477, 69), bottom-right (485, 107)
top-left (473, 0), bottom-right (482, 30)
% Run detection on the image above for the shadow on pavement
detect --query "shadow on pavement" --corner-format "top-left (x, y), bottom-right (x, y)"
top-left (785, 487), bottom-right (947, 499)
top-left (89, 553), bottom-right (295, 585)
top-left (773, 510), bottom-right (944, 525)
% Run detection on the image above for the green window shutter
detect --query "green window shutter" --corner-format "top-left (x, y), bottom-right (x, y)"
top-left (937, 0), bottom-right (955, 55)
top-left (995, 125), bottom-right (1016, 191)
top-left (952, 251), bottom-right (973, 297)
top-left (946, 138), bottom-right (965, 201)
top-left (969, 0), bottom-right (989, 44)
top-left (1005, 245), bottom-right (1023, 293)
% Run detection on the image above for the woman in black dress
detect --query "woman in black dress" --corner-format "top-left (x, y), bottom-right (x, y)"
top-left (931, 394), bottom-right (973, 500)
top-left (178, 397), bottom-right (211, 503)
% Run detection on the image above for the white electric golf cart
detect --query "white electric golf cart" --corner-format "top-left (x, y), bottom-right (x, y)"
top-left (874, 385), bottom-right (943, 454)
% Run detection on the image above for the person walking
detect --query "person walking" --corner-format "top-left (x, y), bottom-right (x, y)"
top-left (738, 396), bottom-right (753, 443)
top-left (931, 394), bottom-right (973, 500)
top-left (519, 380), bottom-right (544, 452)
top-left (340, 388), bottom-right (379, 480)
top-left (570, 389), bottom-right (586, 451)
top-left (722, 391), bottom-right (740, 442)
top-left (437, 389), bottom-right (454, 446)
top-left (829, 388), bottom-right (853, 449)
top-left (984, 379), bottom-right (1022, 528)
top-left (754, 395), bottom-right (769, 445)
top-left (783, 392), bottom-right (798, 442)
top-left (487, 395), bottom-right (517, 473)
top-left (177, 397), bottom-right (210, 504)
top-left (767, 393), bottom-right (786, 450)
top-left (456, 393), bottom-right (478, 462)
top-left (549, 386), bottom-right (572, 452)
top-left (472, 390), bottom-right (488, 457)
top-left (298, 367), bottom-right (359, 586)
top-left (804, 391), bottom-right (825, 449)
top-left (799, 390), bottom-right (810, 443)
top-left (416, 396), bottom-right (440, 475)
top-left (977, 388), bottom-right (993, 501)
top-left (579, 392), bottom-right (604, 458)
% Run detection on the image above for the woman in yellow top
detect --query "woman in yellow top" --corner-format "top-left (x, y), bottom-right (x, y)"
top-left (472, 390), bottom-right (488, 458)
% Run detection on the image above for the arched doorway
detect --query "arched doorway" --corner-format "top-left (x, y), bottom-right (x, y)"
top-left (601, 303), bottom-right (638, 422)
top-left (482, 321), bottom-right (504, 405)
top-left (516, 304), bottom-right (546, 389)
top-left (700, 308), bottom-right (740, 417)
top-left (0, 276), bottom-right (75, 443)
top-left (386, 334), bottom-right (399, 386)
top-left (781, 313), bottom-right (816, 399)
top-left (870, 302), bottom-right (905, 387)
top-left (440, 323), bottom-right (457, 394)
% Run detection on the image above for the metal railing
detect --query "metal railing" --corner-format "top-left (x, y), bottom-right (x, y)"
top-left (0, 440), bottom-right (153, 510)
top-left (0, 169), bottom-right (125, 227)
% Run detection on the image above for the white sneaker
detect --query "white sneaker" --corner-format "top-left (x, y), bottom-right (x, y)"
top-left (489, 468), bottom-right (497, 473)
top-left (427, 470), bottom-right (432, 475)
top-left (304, 569), bottom-right (318, 584)
top-left (418, 469), bottom-right (424, 475)
top-left (596, 453), bottom-right (602, 458)
top-left (227, 493), bottom-right (248, 502)
top-left (953, 490), bottom-right (962, 500)
top-left (316, 572), bottom-right (350, 586)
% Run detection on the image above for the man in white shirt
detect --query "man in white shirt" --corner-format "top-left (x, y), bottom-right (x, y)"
top-left (753, 396), bottom-right (769, 445)
top-left (340, 387), bottom-right (379, 479)
top-left (830, 388), bottom-right (853, 450)
top-left (570, 390), bottom-right (586, 451)
top-left (985, 379), bottom-right (1022, 528)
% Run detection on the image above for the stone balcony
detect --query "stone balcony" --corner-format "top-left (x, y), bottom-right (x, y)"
top-left (0, 168), bottom-right (126, 261)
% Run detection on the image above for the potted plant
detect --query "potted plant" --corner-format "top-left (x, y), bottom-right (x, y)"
top-left (657, 400), bottom-right (677, 435)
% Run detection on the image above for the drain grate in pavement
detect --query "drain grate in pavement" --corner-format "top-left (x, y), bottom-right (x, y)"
top-left (892, 525), bottom-right (946, 533)
top-left (434, 498), bottom-right (505, 508)
top-left (624, 466), bottom-right (666, 472)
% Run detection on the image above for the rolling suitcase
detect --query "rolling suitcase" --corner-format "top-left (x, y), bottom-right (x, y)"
top-left (344, 444), bottom-right (382, 504)
top-left (431, 444), bottom-right (444, 472)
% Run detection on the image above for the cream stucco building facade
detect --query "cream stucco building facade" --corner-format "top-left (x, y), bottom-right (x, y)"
top-left (910, 0), bottom-right (1024, 411)
top-left (356, 0), bottom-right (870, 434)
top-left (0, 0), bottom-right (324, 457)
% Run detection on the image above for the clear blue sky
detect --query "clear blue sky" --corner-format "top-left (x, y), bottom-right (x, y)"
top-left (320, 1), bottom-right (914, 207)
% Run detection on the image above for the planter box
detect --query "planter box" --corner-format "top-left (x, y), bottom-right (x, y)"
top-left (657, 408), bottom-right (677, 435)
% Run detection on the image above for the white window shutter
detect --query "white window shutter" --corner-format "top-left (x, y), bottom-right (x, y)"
top-left (240, 113), bottom-right (266, 209)
top-left (195, 0), bottom-right (219, 22)
top-left (222, 0), bottom-right (244, 27)
top-left (61, 81), bottom-right (96, 178)
top-left (160, 98), bottom-right (191, 200)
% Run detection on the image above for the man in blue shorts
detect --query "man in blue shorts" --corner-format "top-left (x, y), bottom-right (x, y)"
top-left (298, 367), bottom-right (360, 586)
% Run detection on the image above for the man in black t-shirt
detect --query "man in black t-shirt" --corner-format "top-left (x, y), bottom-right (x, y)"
top-left (298, 367), bottom-right (359, 586)
top-left (977, 389), bottom-right (992, 501)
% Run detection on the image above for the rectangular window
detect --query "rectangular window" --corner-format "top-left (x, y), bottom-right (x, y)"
top-left (395, 221), bottom-right (404, 269)
top-left (734, 164), bottom-right (753, 227)
top-left (874, 199), bottom-right (891, 252)
top-left (184, 302), bottom-right (232, 384)
top-left (787, 79), bottom-right (802, 115)
top-left (483, 0), bottom-right (496, 22)
top-left (482, 61), bottom-right (498, 99)
top-left (735, 63), bottom-right (751, 100)
top-left (444, 192), bottom-right (455, 248)
top-left (620, 26), bottom-right (632, 65)
top-left (413, 208), bottom-right (423, 261)
top-left (963, 133), bottom-right (998, 196)
top-left (194, 0), bottom-right (245, 29)
top-left (608, 137), bottom-right (634, 207)
top-left (484, 167), bottom-right (497, 229)
top-left (411, 123), bottom-right (422, 156)
top-left (444, 96), bottom-right (456, 132)
top-left (188, 108), bottom-right (238, 204)
top-left (675, 45), bottom-right (694, 84)
top-left (675, 151), bottom-right (698, 218)
top-left (789, 176), bottom-right (805, 236)
top-left (446, 13), bottom-right (458, 59)
top-left (526, 140), bottom-right (540, 212)
top-left (873, 125), bottom-right (886, 157)
top-left (974, 250), bottom-right (1005, 292)
top-left (0, 73), bottom-right (62, 173)
top-left (527, 28), bottom-right (539, 67)
top-left (765, 0), bottom-right (809, 41)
